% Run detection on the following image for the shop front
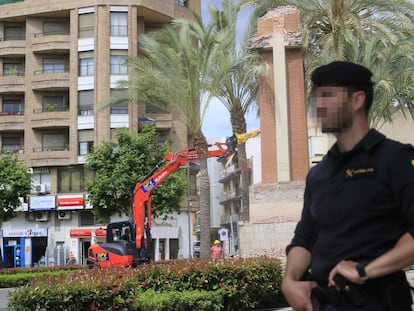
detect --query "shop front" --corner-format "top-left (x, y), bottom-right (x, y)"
top-left (70, 228), bottom-right (106, 265)
top-left (2, 227), bottom-right (48, 268)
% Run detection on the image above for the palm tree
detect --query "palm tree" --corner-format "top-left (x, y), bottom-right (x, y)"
top-left (116, 16), bottom-right (226, 258)
top-left (253, 0), bottom-right (414, 126)
top-left (207, 0), bottom-right (266, 221)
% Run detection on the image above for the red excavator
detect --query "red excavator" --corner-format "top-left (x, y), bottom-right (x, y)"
top-left (87, 130), bottom-right (260, 268)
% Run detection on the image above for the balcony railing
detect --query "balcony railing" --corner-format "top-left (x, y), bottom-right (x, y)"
top-left (33, 145), bottom-right (69, 152)
top-left (218, 189), bottom-right (242, 203)
top-left (34, 31), bottom-right (70, 37)
top-left (34, 68), bottom-right (69, 75)
top-left (0, 0), bottom-right (24, 5)
top-left (0, 34), bottom-right (25, 41)
top-left (0, 111), bottom-right (23, 116)
top-left (1, 148), bottom-right (24, 154)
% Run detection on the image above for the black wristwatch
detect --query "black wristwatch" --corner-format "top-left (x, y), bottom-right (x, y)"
top-left (356, 262), bottom-right (369, 282)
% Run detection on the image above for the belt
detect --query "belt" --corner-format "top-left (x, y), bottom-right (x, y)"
top-left (312, 275), bottom-right (366, 307)
top-left (312, 271), bottom-right (410, 308)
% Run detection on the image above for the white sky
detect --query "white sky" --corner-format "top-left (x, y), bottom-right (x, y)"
top-left (200, 0), bottom-right (260, 141)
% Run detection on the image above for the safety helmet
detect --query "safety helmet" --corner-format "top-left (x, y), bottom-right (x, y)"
top-left (214, 240), bottom-right (220, 244)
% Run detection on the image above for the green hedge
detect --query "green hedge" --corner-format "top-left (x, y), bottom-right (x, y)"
top-left (8, 257), bottom-right (287, 310)
top-left (0, 266), bottom-right (81, 288)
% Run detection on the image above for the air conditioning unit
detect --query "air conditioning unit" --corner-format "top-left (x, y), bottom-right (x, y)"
top-left (34, 211), bottom-right (49, 222)
top-left (25, 212), bottom-right (35, 222)
top-left (57, 211), bottom-right (71, 220)
top-left (35, 184), bottom-right (47, 194)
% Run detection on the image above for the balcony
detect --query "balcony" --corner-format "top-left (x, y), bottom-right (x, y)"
top-left (30, 146), bottom-right (70, 166)
top-left (138, 113), bottom-right (173, 130)
top-left (219, 165), bottom-right (241, 183)
top-left (32, 32), bottom-right (70, 54)
top-left (0, 147), bottom-right (25, 161)
top-left (0, 111), bottom-right (24, 130)
top-left (31, 109), bottom-right (70, 128)
top-left (0, 75), bottom-right (24, 93)
top-left (218, 189), bottom-right (242, 204)
top-left (0, 38), bottom-right (25, 56)
top-left (32, 70), bottom-right (70, 90)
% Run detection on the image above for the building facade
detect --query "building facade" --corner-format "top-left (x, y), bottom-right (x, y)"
top-left (0, 0), bottom-right (200, 268)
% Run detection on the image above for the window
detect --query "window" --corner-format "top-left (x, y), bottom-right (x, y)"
top-left (42, 132), bottom-right (68, 151)
top-left (188, 172), bottom-right (198, 196)
top-left (4, 24), bottom-right (25, 40)
top-left (78, 130), bottom-right (94, 155)
top-left (110, 50), bottom-right (127, 75)
top-left (3, 62), bottom-right (23, 76)
top-left (111, 102), bottom-right (128, 114)
top-left (1, 136), bottom-right (21, 153)
top-left (176, 0), bottom-right (188, 7)
top-left (2, 99), bottom-right (22, 115)
top-left (43, 22), bottom-right (68, 36)
top-left (79, 13), bottom-right (94, 38)
top-left (110, 89), bottom-right (128, 114)
top-left (31, 171), bottom-right (51, 190)
top-left (80, 211), bottom-right (101, 226)
top-left (42, 96), bottom-right (67, 112)
top-left (43, 59), bottom-right (65, 74)
top-left (79, 51), bottom-right (94, 76)
top-left (110, 12), bottom-right (127, 36)
top-left (58, 168), bottom-right (81, 192)
top-left (78, 90), bottom-right (94, 115)
top-left (79, 141), bottom-right (94, 155)
top-left (58, 167), bottom-right (92, 193)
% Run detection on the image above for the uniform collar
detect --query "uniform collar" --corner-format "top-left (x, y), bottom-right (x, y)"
top-left (328, 129), bottom-right (385, 158)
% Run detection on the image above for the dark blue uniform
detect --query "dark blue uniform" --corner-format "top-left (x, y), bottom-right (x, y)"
top-left (287, 129), bottom-right (414, 310)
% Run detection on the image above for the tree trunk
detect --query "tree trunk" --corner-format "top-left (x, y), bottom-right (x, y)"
top-left (193, 131), bottom-right (211, 259)
top-left (238, 144), bottom-right (250, 221)
top-left (230, 106), bottom-right (250, 221)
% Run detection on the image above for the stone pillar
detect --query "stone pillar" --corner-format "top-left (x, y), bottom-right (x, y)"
top-left (240, 7), bottom-right (309, 258)
top-left (255, 7), bottom-right (309, 183)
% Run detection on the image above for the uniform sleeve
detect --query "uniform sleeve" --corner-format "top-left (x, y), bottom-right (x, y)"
top-left (390, 144), bottom-right (414, 237)
top-left (286, 174), bottom-right (318, 254)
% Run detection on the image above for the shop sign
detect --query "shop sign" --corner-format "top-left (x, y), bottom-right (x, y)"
top-left (57, 194), bottom-right (84, 210)
top-left (3, 227), bottom-right (48, 238)
top-left (30, 195), bottom-right (56, 211)
top-left (70, 228), bottom-right (107, 238)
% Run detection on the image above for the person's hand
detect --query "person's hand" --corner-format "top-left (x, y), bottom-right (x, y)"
top-left (282, 278), bottom-right (317, 311)
top-left (328, 260), bottom-right (362, 287)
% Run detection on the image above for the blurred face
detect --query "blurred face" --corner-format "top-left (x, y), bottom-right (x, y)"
top-left (311, 86), bottom-right (353, 133)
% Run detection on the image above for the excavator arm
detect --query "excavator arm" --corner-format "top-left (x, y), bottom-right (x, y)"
top-left (132, 141), bottom-right (230, 249)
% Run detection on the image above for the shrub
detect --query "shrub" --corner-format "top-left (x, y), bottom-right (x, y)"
top-left (0, 266), bottom-right (80, 288)
top-left (8, 257), bottom-right (286, 310)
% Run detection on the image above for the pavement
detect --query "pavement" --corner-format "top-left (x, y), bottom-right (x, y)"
top-left (0, 288), bottom-right (16, 311)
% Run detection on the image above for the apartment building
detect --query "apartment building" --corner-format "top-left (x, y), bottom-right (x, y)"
top-left (0, 0), bottom-right (200, 268)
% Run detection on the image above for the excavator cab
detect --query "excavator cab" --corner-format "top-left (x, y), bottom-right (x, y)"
top-left (87, 221), bottom-right (152, 268)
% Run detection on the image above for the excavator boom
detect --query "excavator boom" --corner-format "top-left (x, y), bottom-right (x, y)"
top-left (133, 141), bottom-right (231, 249)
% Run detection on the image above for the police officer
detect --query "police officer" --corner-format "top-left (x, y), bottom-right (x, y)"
top-left (281, 61), bottom-right (414, 311)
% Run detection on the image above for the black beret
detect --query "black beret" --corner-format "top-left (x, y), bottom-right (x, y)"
top-left (311, 61), bottom-right (373, 87)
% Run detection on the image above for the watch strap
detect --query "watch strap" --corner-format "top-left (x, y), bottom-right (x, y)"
top-left (356, 262), bottom-right (369, 282)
